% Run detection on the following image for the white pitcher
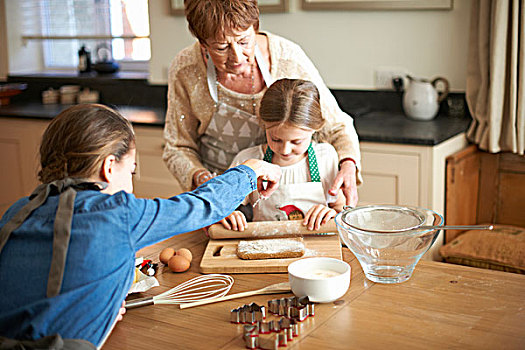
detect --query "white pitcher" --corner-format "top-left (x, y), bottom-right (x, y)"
top-left (403, 76), bottom-right (449, 121)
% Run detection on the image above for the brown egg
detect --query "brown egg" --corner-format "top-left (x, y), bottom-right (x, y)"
top-left (168, 255), bottom-right (190, 273)
top-left (159, 248), bottom-right (175, 264)
top-left (176, 248), bottom-right (193, 263)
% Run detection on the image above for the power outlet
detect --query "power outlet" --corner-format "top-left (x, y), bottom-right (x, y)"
top-left (374, 67), bottom-right (408, 90)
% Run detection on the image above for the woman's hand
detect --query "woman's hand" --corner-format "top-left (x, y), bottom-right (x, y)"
top-left (329, 160), bottom-right (358, 207)
top-left (241, 159), bottom-right (282, 198)
top-left (303, 204), bottom-right (337, 231)
top-left (219, 210), bottom-right (248, 231)
top-left (193, 169), bottom-right (217, 188)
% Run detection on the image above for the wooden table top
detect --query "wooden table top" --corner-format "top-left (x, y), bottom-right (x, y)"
top-left (103, 230), bottom-right (525, 350)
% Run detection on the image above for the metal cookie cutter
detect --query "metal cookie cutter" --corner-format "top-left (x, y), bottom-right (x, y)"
top-left (243, 317), bottom-right (298, 350)
top-left (231, 302), bottom-right (266, 324)
top-left (237, 297), bottom-right (314, 349)
top-left (243, 324), bottom-right (283, 350)
top-left (267, 296), bottom-right (314, 322)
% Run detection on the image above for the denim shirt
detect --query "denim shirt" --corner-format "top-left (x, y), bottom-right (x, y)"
top-left (0, 165), bottom-right (257, 346)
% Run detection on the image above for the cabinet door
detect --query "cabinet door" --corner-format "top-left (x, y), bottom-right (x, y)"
top-left (133, 126), bottom-right (182, 199)
top-left (358, 149), bottom-right (419, 207)
top-left (0, 118), bottom-right (49, 215)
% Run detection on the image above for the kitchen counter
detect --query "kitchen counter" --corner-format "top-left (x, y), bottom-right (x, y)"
top-left (102, 230), bottom-right (525, 349)
top-left (0, 102), bottom-right (165, 126)
top-left (0, 102), bottom-right (471, 145)
top-left (355, 111), bottom-right (471, 146)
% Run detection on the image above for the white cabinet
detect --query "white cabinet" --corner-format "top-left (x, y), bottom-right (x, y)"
top-left (358, 133), bottom-right (468, 260)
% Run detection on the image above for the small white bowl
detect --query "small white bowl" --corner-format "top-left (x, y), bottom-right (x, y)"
top-left (288, 257), bottom-right (351, 303)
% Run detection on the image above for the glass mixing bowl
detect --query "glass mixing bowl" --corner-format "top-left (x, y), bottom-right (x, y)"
top-left (335, 205), bottom-right (443, 284)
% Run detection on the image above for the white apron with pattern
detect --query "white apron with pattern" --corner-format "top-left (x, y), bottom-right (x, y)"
top-left (254, 144), bottom-right (327, 222)
top-left (200, 45), bottom-right (274, 174)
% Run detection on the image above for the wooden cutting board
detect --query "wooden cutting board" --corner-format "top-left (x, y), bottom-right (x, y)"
top-left (199, 235), bottom-right (342, 274)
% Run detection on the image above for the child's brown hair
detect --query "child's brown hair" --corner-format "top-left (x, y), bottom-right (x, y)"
top-left (38, 104), bottom-right (135, 183)
top-left (259, 79), bottom-right (326, 139)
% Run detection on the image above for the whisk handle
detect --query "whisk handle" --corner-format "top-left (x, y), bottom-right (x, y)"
top-left (180, 290), bottom-right (262, 310)
top-left (125, 297), bottom-right (154, 309)
top-left (180, 286), bottom-right (290, 310)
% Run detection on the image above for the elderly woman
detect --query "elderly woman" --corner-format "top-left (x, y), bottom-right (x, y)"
top-left (163, 0), bottom-right (361, 206)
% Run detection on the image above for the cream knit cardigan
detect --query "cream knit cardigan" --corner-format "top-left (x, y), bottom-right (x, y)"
top-left (163, 31), bottom-right (361, 190)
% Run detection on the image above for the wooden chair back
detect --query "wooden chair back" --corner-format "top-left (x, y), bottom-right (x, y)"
top-left (445, 145), bottom-right (525, 243)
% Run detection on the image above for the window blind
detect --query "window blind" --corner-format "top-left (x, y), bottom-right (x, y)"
top-left (18, 0), bottom-right (150, 68)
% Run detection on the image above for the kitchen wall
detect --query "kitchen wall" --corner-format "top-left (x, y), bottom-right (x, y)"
top-left (3, 0), bottom-right (472, 91)
top-left (149, 0), bottom-right (472, 91)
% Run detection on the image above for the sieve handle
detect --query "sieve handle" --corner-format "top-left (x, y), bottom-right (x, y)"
top-left (350, 224), bottom-right (494, 233)
top-left (419, 224), bottom-right (494, 231)
top-left (125, 297), bottom-right (154, 309)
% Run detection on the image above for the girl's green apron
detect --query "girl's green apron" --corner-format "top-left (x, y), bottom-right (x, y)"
top-left (254, 144), bottom-right (328, 221)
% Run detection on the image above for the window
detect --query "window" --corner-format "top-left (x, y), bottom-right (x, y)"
top-left (20, 0), bottom-right (150, 71)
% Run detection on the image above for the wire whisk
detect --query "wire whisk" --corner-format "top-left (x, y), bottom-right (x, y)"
top-left (125, 274), bottom-right (234, 309)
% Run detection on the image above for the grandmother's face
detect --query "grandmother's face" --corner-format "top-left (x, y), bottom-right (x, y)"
top-left (202, 26), bottom-right (257, 75)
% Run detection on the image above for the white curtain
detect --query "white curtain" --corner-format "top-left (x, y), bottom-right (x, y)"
top-left (466, 0), bottom-right (525, 155)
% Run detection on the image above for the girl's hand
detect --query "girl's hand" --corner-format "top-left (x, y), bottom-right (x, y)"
top-left (219, 211), bottom-right (248, 231)
top-left (241, 159), bottom-right (282, 198)
top-left (329, 160), bottom-right (358, 207)
top-left (303, 204), bottom-right (337, 231)
top-left (117, 300), bottom-right (126, 321)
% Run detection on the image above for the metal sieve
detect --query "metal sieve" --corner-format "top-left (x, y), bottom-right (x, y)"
top-left (340, 205), bottom-right (493, 233)
top-left (340, 205), bottom-right (427, 233)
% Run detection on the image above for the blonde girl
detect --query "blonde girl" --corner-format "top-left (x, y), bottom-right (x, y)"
top-left (222, 79), bottom-right (345, 231)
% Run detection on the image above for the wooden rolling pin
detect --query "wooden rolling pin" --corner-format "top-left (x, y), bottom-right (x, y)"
top-left (207, 219), bottom-right (338, 239)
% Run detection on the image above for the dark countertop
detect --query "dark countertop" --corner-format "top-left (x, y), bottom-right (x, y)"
top-left (3, 74), bottom-right (472, 146)
top-left (0, 102), bottom-right (165, 127)
top-left (0, 102), bottom-right (472, 145)
top-left (354, 111), bottom-right (471, 146)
